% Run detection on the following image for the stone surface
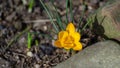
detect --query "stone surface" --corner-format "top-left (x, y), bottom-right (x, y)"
top-left (92, 0), bottom-right (120, 40)
top-left (54, 40), bottom-right (120, 68)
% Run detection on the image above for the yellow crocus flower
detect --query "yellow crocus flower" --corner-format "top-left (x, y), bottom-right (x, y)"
top-left (54, 22), bottom-right (82, 51)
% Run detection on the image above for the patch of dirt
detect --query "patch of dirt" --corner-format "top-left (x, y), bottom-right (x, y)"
top-left (0, 0), bottom-right (107, 68)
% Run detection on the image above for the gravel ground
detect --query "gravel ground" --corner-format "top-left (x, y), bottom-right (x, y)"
top-left (0, 0), bottom-right (107, 68)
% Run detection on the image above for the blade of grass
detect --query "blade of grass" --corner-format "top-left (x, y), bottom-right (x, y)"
top-left (28, 0), bottom-right (34, 13)
top-left (65, 0), bottom-right (69, 23)
top-left (70, 0), bottom-right (73, 22)
top-left (81, 17), bottom-right (93, 32)
top-left (39, 0), bottom-right (59, 33)
top-left (35, 40), bottom-right (39, 46)
top-left (50, 0), bottom-right (64, 30)
top-left (27, 32), bottom-right (32, 49)
top-left (77, 16), bottom-right (83, 32)
top-left (80, 0), bottom-right (107, 31)
top-left (77, 2), bottom-right (86, 32)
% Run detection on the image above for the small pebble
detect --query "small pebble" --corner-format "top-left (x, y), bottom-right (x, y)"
top-left (34, 64), bottom-right (40, 68)
top-left (43, 26), bottom-right (47, 31)
top-left (27, 51), bottom-right (33, 57)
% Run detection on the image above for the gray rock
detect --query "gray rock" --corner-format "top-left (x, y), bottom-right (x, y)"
top-left (54, 40), bottom-right (120, 68)
top-left (93, 0), bottom-right (120, 40)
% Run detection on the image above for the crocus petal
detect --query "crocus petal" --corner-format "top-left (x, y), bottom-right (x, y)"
top-left (54, 40), bottom-right (63, 48)
top-left (71, 32), bottom-right (81, 42)
top-left (64, 45), bottom-right (73, 49)
top-left (64, 43), bottom-right (74, 48)
top-left (64, 47), bottom-right (71, 50)
top-left (58, 31), bottom-right (68, 40)
top-left (73, 42), bottom-right (82, 50)
top-left (66, 23), bottom-right (75, 33)
top-left (64, 36), bottom-right (73, 44)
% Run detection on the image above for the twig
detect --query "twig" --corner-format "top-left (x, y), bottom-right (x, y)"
top-left (24, 19), bottom-right (56, 23)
